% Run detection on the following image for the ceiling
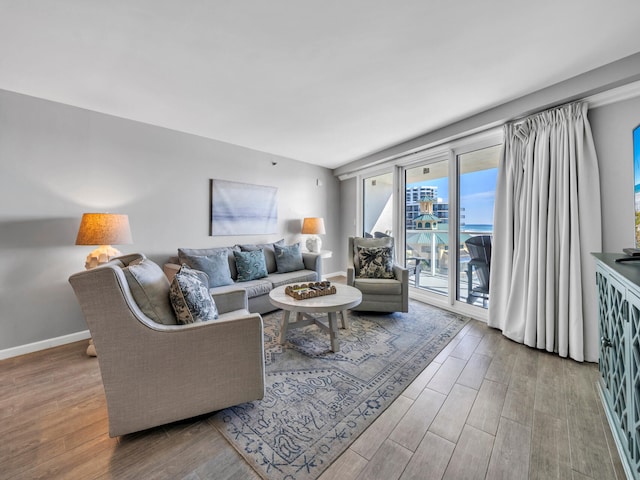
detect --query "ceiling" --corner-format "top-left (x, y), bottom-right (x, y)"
top-left (1, 1), bottom-right (640, 169)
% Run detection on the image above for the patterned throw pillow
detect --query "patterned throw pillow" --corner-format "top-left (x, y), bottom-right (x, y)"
top-left (233, 250), bottom-right (268, 282)
top-left (356, 246), bottom-right (395, 279)
top-left (274, 242), bottom-right (305, 273)
top-left (169, 265), bottom-right (219, 324)
top-left (238, 239), bottom-right (284, 273)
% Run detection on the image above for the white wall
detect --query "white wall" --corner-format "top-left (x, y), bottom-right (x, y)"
top-left (0, 89), bottom-right (341, 352)
top-left (590, 95), bottom-right (640, 253)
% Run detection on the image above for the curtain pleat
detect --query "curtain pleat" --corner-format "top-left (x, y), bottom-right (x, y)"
top-left (488, 102), bottom-right (601, 362)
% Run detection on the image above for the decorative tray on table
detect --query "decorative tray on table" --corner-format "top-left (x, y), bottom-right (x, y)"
top-left (285, 281), bottom-right (337, 300)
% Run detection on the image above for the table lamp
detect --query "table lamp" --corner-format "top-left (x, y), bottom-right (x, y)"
top-left (75, 213), bottom-right (133, 269)
top-left (302, 217), bottom-right (325, 253)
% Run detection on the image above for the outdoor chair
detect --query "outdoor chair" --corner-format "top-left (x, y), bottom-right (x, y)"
top-left (465, 235), bottom-right (492, 307)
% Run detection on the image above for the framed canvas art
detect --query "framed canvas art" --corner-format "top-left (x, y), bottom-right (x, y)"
top-left (210, 179), bottom-right (278, 236)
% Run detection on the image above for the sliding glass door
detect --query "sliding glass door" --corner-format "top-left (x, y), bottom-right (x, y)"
top-left (456, 145), bottom-right (499, 308)
top-left (400, 142), bottom-right (500, 312)
top-left (358, 131), bottom-right (502, 316)
top-left (404, 159), bottom-right (450, 298)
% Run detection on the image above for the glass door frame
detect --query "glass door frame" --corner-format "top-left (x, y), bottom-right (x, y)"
top-left (398, 129), bottom-right (503, 320)
top-left (398, 146), bottom-right (456, 311)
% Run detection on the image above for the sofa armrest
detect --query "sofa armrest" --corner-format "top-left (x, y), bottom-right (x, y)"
top-left (213, 289), bottom-right (248, 314)
top-left (104, 314), bottom-right (265, 436)
top-left (163, 262), bottom-right (180, 282)
top-left (393, 264), bottom-right (409, 283)
top-left (302, 252), bottom-right (322, 280)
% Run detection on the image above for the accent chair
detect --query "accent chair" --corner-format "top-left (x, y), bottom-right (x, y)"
top-left (68, 253), bottom-right (265, 437)
top-left (347, 236), bottom-right (409, 313)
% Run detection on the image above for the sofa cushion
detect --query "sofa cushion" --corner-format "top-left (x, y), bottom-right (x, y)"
top-left (236, 278), bottom-right (272, 298)
top-left (122, 258), bottom-right (176, 325)
top-left (169, 265), bottom-right (219, 324)
top-left (177, 251), bottom-right (234, 288)
top-left (208, 279), bottom-right (271, 299)
top-left (356, 245), bottom-right (395, 279)
top-left (238, 239), bottom-right (284, 273)
top-left (353, 277), bottom-right (402, 295)
top-left (268, 270), bottom-right (319, 288)
top-left (274, 242), bottom-right (305, 273)
top-left (178, 246), bottom-right (240, 280)
top-left (234, 250), bottom-right (268, 282)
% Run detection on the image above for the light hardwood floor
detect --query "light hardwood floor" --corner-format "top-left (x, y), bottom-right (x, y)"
top-left (1, 314), bottom-right (626, 479)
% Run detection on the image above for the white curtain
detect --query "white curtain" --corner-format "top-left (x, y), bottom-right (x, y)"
top-left (488, 102), bottom-right (601, 362)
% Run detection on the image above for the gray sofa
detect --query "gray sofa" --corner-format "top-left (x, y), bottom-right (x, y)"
top-left (164, 241), bottom-right (321, 314)
top-left (69, 253), bottom-right (265, 437)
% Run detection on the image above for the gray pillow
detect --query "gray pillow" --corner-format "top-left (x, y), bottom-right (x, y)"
top-left (122, 258), bottom-right (176, 325)
top-left (356, 245), bottom-right (395, 279)
top-left (274, 242), bottom-right (305, 273)
top-left (169, 265), bottom-right (219, 324)
top-left (178, 251), bottom-right (234, 288)
top-left (178, 246), bottom-right (240, 280)
top-left (238, 239), bottom-right (284, 273)
top-left (233, 250), bottom-right (268, 282)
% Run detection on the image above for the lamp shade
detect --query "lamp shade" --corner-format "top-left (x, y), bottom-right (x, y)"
top-left (301, 217), bottom-right (326, 235)
top-left (75, 213), bottom-right (133, 246)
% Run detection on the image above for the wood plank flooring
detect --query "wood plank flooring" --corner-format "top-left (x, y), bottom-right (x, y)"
top-left (1, 313), bottom-right (626, 479)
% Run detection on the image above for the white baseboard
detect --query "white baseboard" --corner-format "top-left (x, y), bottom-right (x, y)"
top-left (0, 330), bottom-right (91, 360)
top-left (324, 271), bottom-right (346, 279)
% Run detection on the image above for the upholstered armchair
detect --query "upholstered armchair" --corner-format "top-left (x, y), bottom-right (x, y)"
top-left (347, 236), bottom-right (409, 312)
top-left (68, 253), bottom-right (265, 437)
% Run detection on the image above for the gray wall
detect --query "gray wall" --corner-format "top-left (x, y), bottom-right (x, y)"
top-left (0, 89), bottom-right (341, 352)
top-left (590, 95), bottom-right (640, 253)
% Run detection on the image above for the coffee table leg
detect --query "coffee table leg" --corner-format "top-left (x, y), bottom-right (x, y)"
top-left (328, 311), bottom-right (340, 352)
top-left (279, 310), bottom-right (292, 345)
top-left (340, 310), bottom-right (349, 329)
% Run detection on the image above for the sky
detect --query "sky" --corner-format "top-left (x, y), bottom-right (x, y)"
top-left (411, 167), bottom-right (498, 225)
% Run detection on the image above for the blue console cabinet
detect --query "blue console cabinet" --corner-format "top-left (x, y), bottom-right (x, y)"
top-left (594, 253), bottom-right (640, 480)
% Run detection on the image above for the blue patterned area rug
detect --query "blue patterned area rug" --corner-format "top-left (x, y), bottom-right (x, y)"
top-left (211, 300), bottom-right (468, 480)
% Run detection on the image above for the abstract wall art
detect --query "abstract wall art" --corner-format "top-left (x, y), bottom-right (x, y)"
top-left (210, 179), bottom-right (278, 236)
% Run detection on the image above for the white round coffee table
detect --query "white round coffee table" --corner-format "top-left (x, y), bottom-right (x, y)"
top-left (268, 284), bottom-right (362, 352)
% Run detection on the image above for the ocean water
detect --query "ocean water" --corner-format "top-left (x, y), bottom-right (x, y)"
top-left (461, 224), bottom-right (493, 233)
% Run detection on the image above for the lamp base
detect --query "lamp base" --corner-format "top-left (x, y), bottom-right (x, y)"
top-left (86, 339), bottom-right (97, 357)
top-left (306, 236), bottom-right (322, 253)
top-left (85, 245), bottom-right (123, 270)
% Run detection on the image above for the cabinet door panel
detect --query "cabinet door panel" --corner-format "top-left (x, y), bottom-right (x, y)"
top-left (608, 274), bottom-right (629, 449)
top-left (597, 268), bottom-right (612, 390)
top-left (627, 288), bottom-right (640, 472)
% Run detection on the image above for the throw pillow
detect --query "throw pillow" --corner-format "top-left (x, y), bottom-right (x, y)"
top-left (178, 246), bottom-right (240, 280)
top-left (169, 265), bottom-right (219, 324)
top-left (122, 258), bottom-right (177, 325)
top-left (238, 239), bottom-right (284, 273)
top-left (178, 251), bottom-right (234, 288)
top-left (274, 242), bottom-right (305, 273)
top-left (356, 245), bottom-right (395, 279)
top-left (353, 236), bottom-right (394, 274)
top-left (233, 249), bottom-right (268, 282)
